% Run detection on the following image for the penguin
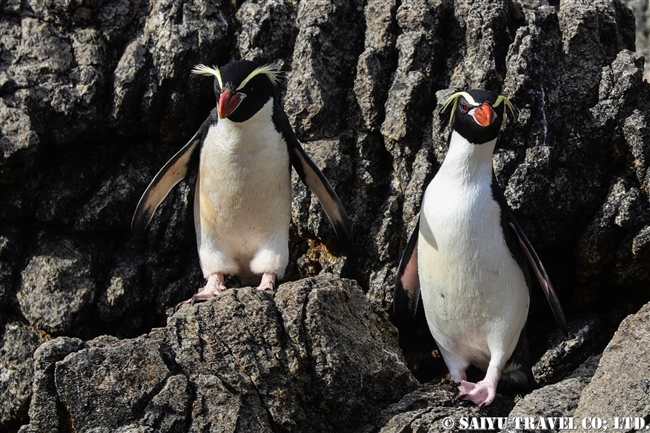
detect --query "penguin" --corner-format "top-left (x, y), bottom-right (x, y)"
top-left (393, 90), bottom-right (567, 407)
top-left (132, 60), bottom-right (352, 305)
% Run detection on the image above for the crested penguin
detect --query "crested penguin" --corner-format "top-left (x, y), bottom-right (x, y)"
top-left (132, 60), bottom-right (352, 305)
top-left (393, 90), bottom-right (567, 407)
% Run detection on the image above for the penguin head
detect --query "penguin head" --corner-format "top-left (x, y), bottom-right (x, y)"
top-left (442, 90), bottom-right (516, 144)
top-left (193, 61), bottom-right (282, 123)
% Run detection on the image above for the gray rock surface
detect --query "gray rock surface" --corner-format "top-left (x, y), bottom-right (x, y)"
top-left (573, 302), bottom-right (650, 433)
top-left (0, 318), bottom-right (46, 433)
top-left (1, 0), bottom-right (650, 430)
top-left (372, 355), bottom-right (601, 433)
top-left (20, 336), bottom-right (85, 433)
top-left (621, 0), bottom-right (650, 79)
top-left (18, 234), bottom-right (96, 335)
top-left (532, 316), bottom-right (608, 386)
top-left (18, 275), bottom-right (418, 433)
top-left (376, 382), bottom-right (515, 433)
top-left (501, 355), bottom-right (600, 433)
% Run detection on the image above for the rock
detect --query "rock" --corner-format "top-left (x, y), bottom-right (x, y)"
top-left (359, 356), bottom-right (603, 433)
top-left (0, 225), bottom-right (20, 309)
top-left (572, 302), bottom-right (650, 432)
top-left (22, 275), bottom-right (418, 432)
top-left (236, 0), bottom-right (298, 63)
top-left (372, 353), bottom-right (602, 433)
top-left (18, 234), bottom-right (97, 335)
top-left (283, 0), bottom-right (365, 140)
top-left (18, 336), bottom-right (85, 433)
top-left (532, 316), bottom-right (609, 386)
top-left (375, 382), bottom-right (515, 433)
top-left (0, 98), bottom-right (40, 185)
top-left (501, 356), bottom-right (600, 433)
top-left (111, 0), bottom-right (231, 142)
top-left (0, 317), bottom-right (46, 431)
top-left (74, 151), bottom-right (153, 232)
top-left (56, 335), bottom-right (172, 430)
top-left (621, 0), bottom-right (650, 79)
top-left (353, 0), bottom-right (398, 133)
top-left (0, 0), bottom-right (644, 323)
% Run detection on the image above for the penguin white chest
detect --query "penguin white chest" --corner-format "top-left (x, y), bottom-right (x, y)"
top-left (195, 100), bottom-right (292, 278)
top-left (417, 139), bottom-right (529, 369)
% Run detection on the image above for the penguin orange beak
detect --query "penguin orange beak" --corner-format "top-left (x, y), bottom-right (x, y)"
top-left (218, 90), bottom-right (246, 119)
top-left (471, 103), bottom-right (495, 127)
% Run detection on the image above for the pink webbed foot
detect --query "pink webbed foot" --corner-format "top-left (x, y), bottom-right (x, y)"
top-left (457, 380), bottom-right (497, 408)
top-left (256, 273), bottom-right (276, 291)
top-left (176, 273), bottom-right (227, 309)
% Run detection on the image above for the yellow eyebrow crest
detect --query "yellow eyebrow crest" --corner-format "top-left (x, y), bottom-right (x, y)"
top-left (441, 91), bottom-right (475, 125)
top-left (236, 63), bottom-right (283, 91)
top-left (192, 64), bottom-right (223, 89)
top-left (493, 95), bottom-right (517, 118)
top-left (441, 91), bottom-right (517, 125)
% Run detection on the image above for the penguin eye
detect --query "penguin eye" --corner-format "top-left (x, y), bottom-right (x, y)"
top-left (460, 104), bottom-right (469, 113)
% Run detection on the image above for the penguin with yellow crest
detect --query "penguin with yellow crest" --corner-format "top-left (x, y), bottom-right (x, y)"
top-left (133, 60), bottom-right (352, 306)
top-left (394, 90), bottom-right (567, 407)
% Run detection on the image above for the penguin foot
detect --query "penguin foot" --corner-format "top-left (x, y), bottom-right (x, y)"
top-left (176, 273), bottom-right (226, 310)
top-left (256, 273), bottom-right (276, 291)
top-left (457, 380), bottom-right (496, 408)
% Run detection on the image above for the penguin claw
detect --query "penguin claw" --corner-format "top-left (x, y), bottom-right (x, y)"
top-left (175, 292), bottom-right (219, 311)
top-left (256, 273), bottom-right (277, 291)
top-left (456, 380), bottom-right (496, 407)
top-left (174, 295), bottom-right (204, 311)
top-left (174, 274), bottom-right (227, 311)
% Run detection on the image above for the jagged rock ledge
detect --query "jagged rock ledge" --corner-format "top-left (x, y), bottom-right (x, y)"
top-left (16, 273), bottom-right (650, 432)
top-left (17, 274), bottom-right (419, 433)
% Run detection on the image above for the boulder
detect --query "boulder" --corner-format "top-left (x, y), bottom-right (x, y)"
top-left (18, 275), bottom-right (419, 432)
top-left (572, 301), bottom-right (650, 433)
top-left (0, 318), bottom-right (45, 432)
top-left (18, 234), bottom-right (96, 335)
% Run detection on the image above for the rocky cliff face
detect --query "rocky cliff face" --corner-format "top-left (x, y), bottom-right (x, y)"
top-left (2, 0), bottom-right (650, 431)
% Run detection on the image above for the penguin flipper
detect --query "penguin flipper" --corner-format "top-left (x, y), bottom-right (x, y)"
top-left (508, 218), bottom-right (568, 335)
top-left (131, 130), bottom-right (203, 236)
top-left (273, 106), bottom-right (353, 250)
top-left (490, 176), bottom-right (568, 334)
top-left (393, 220), bottom-right (421, 324)
top-left (290, 144), bottom-right (353, 250)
